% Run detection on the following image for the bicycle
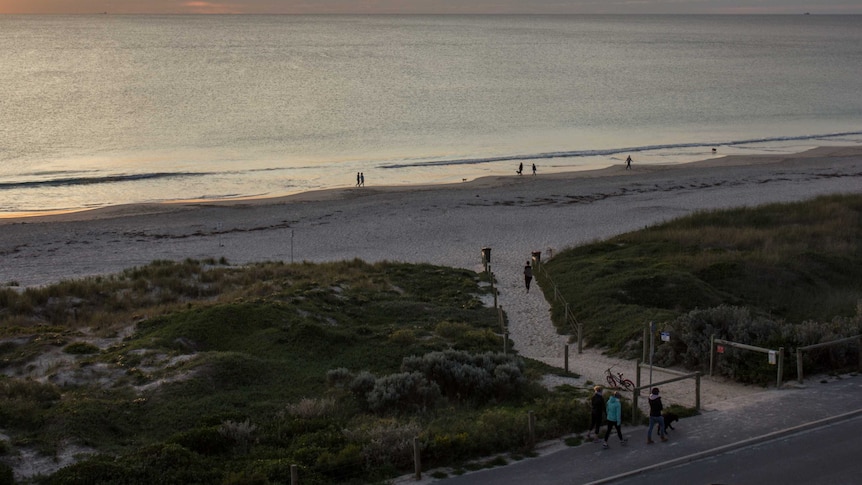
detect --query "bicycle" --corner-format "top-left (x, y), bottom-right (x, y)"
top-left (605, 367), bottom-right (635, 391)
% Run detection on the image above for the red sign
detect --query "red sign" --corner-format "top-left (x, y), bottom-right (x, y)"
top-left (717, 345), bottom-right (725, 354)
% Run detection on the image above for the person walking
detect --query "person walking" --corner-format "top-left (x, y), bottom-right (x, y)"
top-left (586, 386), bottom-right (604, 442)
top-left (625, 155), bottom-right (632, 170)
top-left (356, 172), bottom-right (361, 187)
top-left (602, 391), bottom-right (627, 449)
top-left (523, 261), bottom-right (533, 292)
top-left (647, 387), bottom-right (668, 444)
top-left (360, 172), bottom-right (365, 187)
top-left (517, 162), bottom-right (523, 175)
top-left (532, 163), bottom-right (537, 175)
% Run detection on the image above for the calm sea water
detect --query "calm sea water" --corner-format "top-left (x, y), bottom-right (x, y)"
top-left (2, 15), bottom-right (861, 215)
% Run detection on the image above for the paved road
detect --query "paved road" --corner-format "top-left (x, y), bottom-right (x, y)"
top-left (411, 373), bottom-right (862, 485)
top-left (610, 414), bottom-right (862, 485)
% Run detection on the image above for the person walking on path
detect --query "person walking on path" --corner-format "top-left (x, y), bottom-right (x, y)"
top-left (647, 387), bottom-right (668, 444)
top-left (523, 261), bottom-right (533, 292)
top-left (625, 155), bottom-right (632, 170)
top-left (586, 386), bottom-right (605, 442)
top-left (602, 391), bottom-right (627, 449)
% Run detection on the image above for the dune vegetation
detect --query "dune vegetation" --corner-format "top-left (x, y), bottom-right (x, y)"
top-left (539, 193), bottom-right (862, 383)
top-left (0, 259), bottom-right (587, 484)
top-left (2, 194), bottom-right (861, 483)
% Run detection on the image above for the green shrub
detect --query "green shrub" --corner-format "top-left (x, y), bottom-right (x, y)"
top-left (0, 378), bottom-right (62, 431)
top-left (344, 418), bottom-right (421, 471)
top-left (63, 342), bottom-right (100, 355)
top-left (168, 427), bottom-right (233, 456)
top-left (0, 462), bottom-right (12, 485)
top-left (44, 444), bottom-right (221, 484)
top-left (315, 443), bottom-right (363, 479)
top-left (668, 305), bottom-right (862, 383)
top-left (401, 350), bottom-right (527, 404)
top-left (366, 372), bottom-right (441, 414)
top-left (218, 419), bottom-right (257, 455)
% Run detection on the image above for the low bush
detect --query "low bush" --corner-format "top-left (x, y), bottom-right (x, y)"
top-left (401, 350), bottom-right (527, 405)
top-left (0, 463), bottom-right (10, 485)
top-left (663, 305), bottom-right (862, 383)
top-left (63, 342), bottom-right (100, 355)
top-left (366, 372), bottom-right (441, 414)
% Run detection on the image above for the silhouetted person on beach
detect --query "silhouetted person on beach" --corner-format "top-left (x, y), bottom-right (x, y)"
top-left (625, 155), bottom-right (632, 170)
top-left (517, 162), bottom-right (523, 175)
top-left (356, 172), bottom-right (361, 187)
top-left (532, 163), bottom-right (537, 175)
top-left (360, 172), bottom-right (365, 187)
top-left (524, 261), bottom-right (533, 292)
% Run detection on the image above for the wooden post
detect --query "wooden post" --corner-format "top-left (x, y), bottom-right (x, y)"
top-left (290, 464), bottom-right (298, 485)
top-left (797, 348), bottom-right (804, 384)
top-left (695, 373), bottom-right (701, 412)
top-left (564, 302), bottom-right (569, 331)
top-left (564, 344), bottom-right (569, 374)
top-left (709, 334), bottom-right (715, 377)
top-left (413, 437), bottom-right (422, 480)
top-left (490, 266), bottom-right (497, 308)
top-left (504, 332), bottom-right (508, 355)
top-left (577, 321), bottom-right (583, 355)
top-left (858, 338), bottom-right (862, 372)
top-left (528, 411), bottom-right (535, 445)
top-left (635, 359), bottom-right (642, 396)
top-left (642, 324), bottom-right (648, 363)
top-left (777, 347), bottom-right (784, 388)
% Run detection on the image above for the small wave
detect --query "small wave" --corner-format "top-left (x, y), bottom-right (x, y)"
top-left (378, 131), bottom-right (862, 169)
top-left (0, 171), bottom-right (211, 191)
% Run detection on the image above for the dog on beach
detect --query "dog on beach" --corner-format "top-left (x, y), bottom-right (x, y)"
top-left (662, 412), bottom-right (679, 430)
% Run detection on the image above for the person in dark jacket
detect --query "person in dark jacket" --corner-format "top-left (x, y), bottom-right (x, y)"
top-left (586, 386), bottom-right (604, 441)
top-left (523, 261), bottom-right (533, 292)
top-left (647, 387), bottom-right (668, 444)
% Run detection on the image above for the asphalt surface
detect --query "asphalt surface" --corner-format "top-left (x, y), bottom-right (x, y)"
top-left (414, 373), bottom-right (862, 485)
top-left (608, 414), bottom-right (862, 485)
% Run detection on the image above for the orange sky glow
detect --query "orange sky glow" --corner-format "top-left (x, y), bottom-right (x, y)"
top-left (0, 0), bottom-right (859, 15)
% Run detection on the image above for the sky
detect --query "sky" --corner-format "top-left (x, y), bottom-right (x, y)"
top-left (0, 0), bottom-right (859, 15)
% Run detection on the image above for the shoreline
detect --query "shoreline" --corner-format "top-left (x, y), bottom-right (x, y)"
top-left (1, 146), bottom-right (860, 286)
top-left (1, 144), bottom-right (860, 295)
top-left (3, 145), bottom-right (856, 225)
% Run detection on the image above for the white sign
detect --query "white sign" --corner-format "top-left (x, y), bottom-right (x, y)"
top-left (768, 350), bottom-right (777, 365)
top-left (660, 332), bottom-right (670, 342)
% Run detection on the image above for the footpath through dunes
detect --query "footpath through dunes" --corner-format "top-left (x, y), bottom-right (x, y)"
top-left (490, 248), bottom-right (763, 414)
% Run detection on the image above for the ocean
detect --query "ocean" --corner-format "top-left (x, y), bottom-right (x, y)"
top-left (2, 14), bottom-right (861, 215)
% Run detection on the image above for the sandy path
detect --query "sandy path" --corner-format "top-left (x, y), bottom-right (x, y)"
top-left (2, 146), bottom-right (862, 411)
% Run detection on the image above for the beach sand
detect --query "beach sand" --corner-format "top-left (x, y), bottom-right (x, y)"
top-left (3, 146), bottom-right (862, 410)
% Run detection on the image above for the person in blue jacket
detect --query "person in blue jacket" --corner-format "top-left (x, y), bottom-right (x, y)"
top-left (602, 391), bottom-right (627, 449)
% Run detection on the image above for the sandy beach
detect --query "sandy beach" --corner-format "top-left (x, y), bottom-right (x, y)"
top-left (3, 146), bottom-right (862, 410)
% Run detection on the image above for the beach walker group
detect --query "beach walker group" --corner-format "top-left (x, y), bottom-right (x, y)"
top-left (586, 385), bottom-right (669, 450)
